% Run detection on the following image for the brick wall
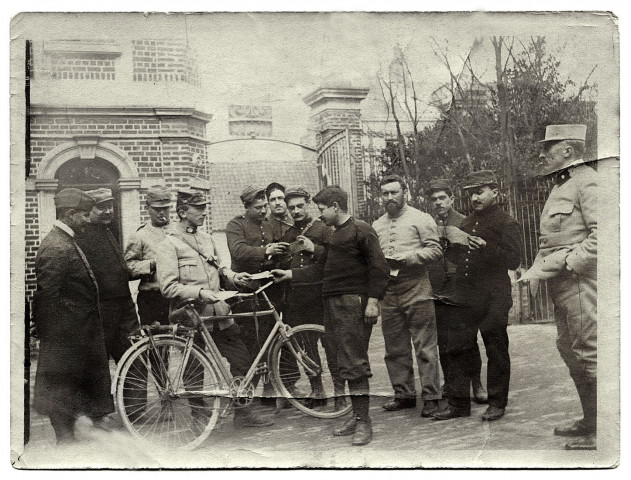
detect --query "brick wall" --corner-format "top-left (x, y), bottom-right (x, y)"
top-left (132, 40), bottom-right (200, 85)
top-left (49, 52), bottom-right (117, 81)
top-left (25, 113), bottom-right (209, 301)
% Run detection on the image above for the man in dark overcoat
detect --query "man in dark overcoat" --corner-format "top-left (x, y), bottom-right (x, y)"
top-left (32, 188), bottom-right (114, 444)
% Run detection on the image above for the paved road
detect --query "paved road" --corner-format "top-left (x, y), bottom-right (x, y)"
top-left (13, 324), bottom-right (613, 468)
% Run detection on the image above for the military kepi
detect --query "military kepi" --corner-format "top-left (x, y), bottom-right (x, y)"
top-left (177, 188), bottom-right (210, 207)
top-left (463, 170), bottom-right (499, 190)
top-left (240, 185), bottom-right (266, 206)
top-left (54, 188), bottom-right (95, 211)
top-left (425, 179), bottom-right (452, 195)
top-left (538, 124), bottom-right (587, 143)
top-left (85, 187), bottom-right (114, 204)
top-left (146, 185), bottom-right (172, 207)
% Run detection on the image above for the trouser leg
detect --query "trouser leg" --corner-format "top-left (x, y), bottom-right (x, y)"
top-left (479, 296), bottom-right (512, 409)
top-left (408, 299), bottom-right (441, 401)
top-left (348, 376), bottom-right (370, 421)
top-left (435, 302), bottom-right (451, 397)
top-left (380, 299), bottom-right (415, 400)
top-left (551, 272), bottom-right (597, 432)
top-left (49, 411), bottom-right (76, 442)
top-left (445, 305), bottom-right (479, 410)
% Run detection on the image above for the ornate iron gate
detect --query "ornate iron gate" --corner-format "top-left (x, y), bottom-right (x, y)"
top-left (317, 129), bottom-right (355, 213)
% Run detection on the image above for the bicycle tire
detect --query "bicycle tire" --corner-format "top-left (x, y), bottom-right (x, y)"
top-left (269, 324), bottom-right (352, 419)
top-left (115, 336), bottom-right (223, 450)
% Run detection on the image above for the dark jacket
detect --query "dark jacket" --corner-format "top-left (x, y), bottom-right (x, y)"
top-left (428, 208), bottom-right (466, 293)
top-left (76, 222), bottom-right (131, 299)
top-left (225, 214), bottom-right (276, 274)
top-left (32, 225), bottom-right (114, 417)
top-left (274, 216), bottom-right (331, 274)
top-left (444, 204), bottom-right (521, 306)
top-left (292, 217), bottom-right (390, 299)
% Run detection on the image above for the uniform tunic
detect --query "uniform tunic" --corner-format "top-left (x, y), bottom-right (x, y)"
top-left (373, 204), bottom-right (443, 401)
top-left (225, 214), bottom-right (276, 274)
top-left (443, 203), bottom-right (521, 409)
top-left (124, 222), bottom-right (173, 326)
top-left (33, 223), bottom-right (114, 420)
top-left (534, 163), bottom-right (597, 430)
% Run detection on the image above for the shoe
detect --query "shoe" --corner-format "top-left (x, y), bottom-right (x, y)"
top-left (56, 434), bottom-right (77, 446)
top-left (432, 405), bottom-right (471, 421)
top-left (334, 396), bottom-right (348, 412)
top-left (382, 398), bottom-right (416, 411)
top-left (554, 419), bottom-right (595, 437)
top-left (332, 415), bottom-right (358, 436)
top-left (481, 405), bottom-right (505, 421)
top-left (421, 399), bottom-right (440, 417)
top-left (233, 410), bottom-right (274, 428)
top-left (351, 418), bottom-right (373, 446)
top-left (565, 433), bottom-right (596, 450)
top-left (472, 379), bottom-right (488, 404)
top-left (91, 415), bottom-right (114, 432)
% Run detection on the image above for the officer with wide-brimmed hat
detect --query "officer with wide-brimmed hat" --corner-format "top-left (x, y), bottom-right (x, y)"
top-left (525, 124), bottom-right (598, 450)
top-left (433, 170), bottom-right (521, 423)
top-left (32, 188), bottom-right (115, 443)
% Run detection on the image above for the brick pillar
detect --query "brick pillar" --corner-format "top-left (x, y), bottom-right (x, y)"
top-left (303, 85), bottom-right (369, 217)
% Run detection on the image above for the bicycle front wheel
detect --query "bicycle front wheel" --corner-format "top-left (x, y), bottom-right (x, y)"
top-left (269, 324), bottom-right (352, 419)
top-left (115, 336), bottom-right (223, 450)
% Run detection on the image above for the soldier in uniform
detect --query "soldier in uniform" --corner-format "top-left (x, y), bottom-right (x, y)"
top-left (265, 182), bottom-right (294, 241)
top-left (225, 185), bottom-right (289, 405)
top-left (276, 186), bottom-right (338, 407)
top-left (528, 124), bottom-right (597, 450)
top-left (372, 174), bottom-right (443, 417)
top-left (32, 189), bottom-right (114, 444)
top-left (124, 185), bottom-right (173, 327)
top-left (432, 171), bottom-right (521, 422)
top-left (156, 188), bottom-right (273, 429)
top-left (426, 179), bottom-right (487, 404)
top-left (76, 188), bottom-right (139, 369)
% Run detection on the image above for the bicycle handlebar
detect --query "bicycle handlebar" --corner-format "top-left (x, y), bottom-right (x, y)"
top-left (172, 278), bottom-right (276, 311)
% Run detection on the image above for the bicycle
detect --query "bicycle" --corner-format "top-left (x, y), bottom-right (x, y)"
top-left (113, 279), bottom-right (352, 450)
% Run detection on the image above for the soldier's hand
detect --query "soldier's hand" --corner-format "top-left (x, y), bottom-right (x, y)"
top-left (364, 298), bottom-right (380, 325)
top-left (297, 235), bottom-right (315, 253)
top-left (467, 236), bottom-right (487, 251)
top-left (234, 272), bottom-right (253, 288)
top-left (265, 242), bottom-right (290, 256)
top-left (199, 289), bottom-right (220, 303)
top-left (271, 269), bottom-right (292, 282)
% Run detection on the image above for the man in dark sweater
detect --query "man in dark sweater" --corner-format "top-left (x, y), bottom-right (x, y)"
top-left (272, 186), bottom-right (390, 446)
top-left (76, 188), bottom-right (139, 366)
top-left (432, 171), bottom-right (521, 422)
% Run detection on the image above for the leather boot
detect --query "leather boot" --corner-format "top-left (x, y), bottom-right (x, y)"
top-left (432, 404), bottom-right (470, 421)
top-left (421, 399), bottom-right (440, 417)
top-left (332, 415), bottom-right (358, 436)
top-left (352, 418), bottom-right (373, 446)
top-left (233, 407), bottom-right (274, 428)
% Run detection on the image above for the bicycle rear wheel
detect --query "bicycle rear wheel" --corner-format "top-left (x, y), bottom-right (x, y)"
top-left (115, 336), bottom-right (223, 450)
top-left (269, 324), bottom-right (352, 419)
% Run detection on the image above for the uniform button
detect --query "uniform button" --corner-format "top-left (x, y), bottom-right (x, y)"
top-left (465, 273), bottom-right (468, 277)
top-left (472, 229), bottom-right (476, 233)
top-left (465, 258), bottom-right (469, 262)
top-left (542, 239), bottom-right (547, 245)
top-left (475, 221), bottom-right (479, 225)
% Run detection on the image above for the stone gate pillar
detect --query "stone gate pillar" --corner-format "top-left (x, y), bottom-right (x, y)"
top-left (303, 84), bottom-right (369, 217)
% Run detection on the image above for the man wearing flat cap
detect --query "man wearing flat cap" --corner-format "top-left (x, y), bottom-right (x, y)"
top-left (426, 179), bottom-right (487, 406)
top-left (32, 188), bottom-right (114, 444)
top-left (225, 185), bottom-right (290, 406)
top-left (155, 188), bottom-right (272, 429)
top-left (525, 124), bottom-right (598, 450)
top-left (433, 171), bottom-right (521, 423)
top-left (124, 185), bottom-right (174, 329)
top-left (76, 188), bottom-right (139, 372)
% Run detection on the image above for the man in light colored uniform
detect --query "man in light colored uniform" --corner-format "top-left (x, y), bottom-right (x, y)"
top-left (528, 124), bottom-right (598, 450)
top-left (372, 174), bottom-right (443, 417)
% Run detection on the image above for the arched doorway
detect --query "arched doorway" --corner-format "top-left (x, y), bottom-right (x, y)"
top-left (55, 158), bottom-right (123, 244)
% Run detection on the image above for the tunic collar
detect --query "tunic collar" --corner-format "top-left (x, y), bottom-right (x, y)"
top-left (54, 220), bottom-right (75, 237)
